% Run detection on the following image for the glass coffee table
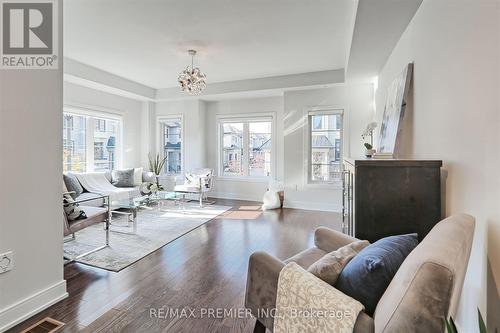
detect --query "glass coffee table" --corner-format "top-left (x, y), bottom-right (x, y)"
top-left (111, 192), bottom-right (181, 233)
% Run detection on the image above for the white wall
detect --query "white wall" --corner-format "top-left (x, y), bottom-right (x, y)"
top-left (198, 86), bottom-right (373, 207)
top-left (64, 82), bottom-right (145, 169)
top-left (374, 0), bottom-right (499, 330)
top-left (284, 85), bottom-right (373, 211)
top-left (0, 1), bottom-right (67, 331)
top-left (205, 97), bottom-right (284, 201)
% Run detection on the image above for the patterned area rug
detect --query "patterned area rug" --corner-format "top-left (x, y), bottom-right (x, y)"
top-left (64, 203), bottom-right (231, 272)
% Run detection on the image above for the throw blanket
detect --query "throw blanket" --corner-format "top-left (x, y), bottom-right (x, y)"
top-left (274, 262), bottom-right (364, 333)
top-left (75, 172), bottom-right (129, 205)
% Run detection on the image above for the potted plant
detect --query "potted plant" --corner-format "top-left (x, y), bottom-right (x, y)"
top-left (147, 153), bottom-right (167, 195)
top-left (364, 143), bottom-right (376, 158)
top-left (444, 308), bottom-right (490, 333)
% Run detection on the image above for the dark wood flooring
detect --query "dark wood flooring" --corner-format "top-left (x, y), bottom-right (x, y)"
top-left (7, 199), bottom-right (341, 333)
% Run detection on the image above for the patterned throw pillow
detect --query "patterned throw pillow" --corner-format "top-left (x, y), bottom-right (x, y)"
top-left (111, 169), bottom-right (135, 187)
top-left (307, 240), bottom-right (370, 285)
top-left (63, 194), bottom-right (87, 221)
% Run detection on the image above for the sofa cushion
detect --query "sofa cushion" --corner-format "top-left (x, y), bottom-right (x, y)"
top-left (307, 240), bottom-right (370, 285)
top-left (133, 167), bottom-right (143, 186)
top-left (335, 233), bottom-right (418, 316)
top-left (111, 169), bottom-right (135, 187)
top-left (76, 192), bottom-right (106, 207)
top-left (63, 173), bottom-right (83, 199)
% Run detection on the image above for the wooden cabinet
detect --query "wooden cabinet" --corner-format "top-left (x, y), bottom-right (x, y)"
top-left (342, 158), bottom-right (442, 242)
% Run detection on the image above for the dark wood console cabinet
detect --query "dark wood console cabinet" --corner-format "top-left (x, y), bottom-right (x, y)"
top-left (342, 158), bottom-right (442, 242)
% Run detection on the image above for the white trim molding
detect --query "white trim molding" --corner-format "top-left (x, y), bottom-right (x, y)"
top-left (284, 199), bottom-right (342, 213)
top-left (0, 280), bottom-right (68, 332)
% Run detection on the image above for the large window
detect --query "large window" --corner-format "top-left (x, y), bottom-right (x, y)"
top-left (219, 116), bottom-right (273, 178)
top-left (63, 112), bottom-right (121, 172)
top-left (160, 118), bottom-right (182, 174)
top-left (308, 110), bottom-right (343, 183)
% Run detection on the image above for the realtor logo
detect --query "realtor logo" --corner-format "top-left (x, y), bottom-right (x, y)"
top-left (1, 0), bottom-right (58, 69)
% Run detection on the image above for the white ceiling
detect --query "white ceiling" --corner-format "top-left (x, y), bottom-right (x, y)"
top-left (63, 0), bottom-right (354, 89)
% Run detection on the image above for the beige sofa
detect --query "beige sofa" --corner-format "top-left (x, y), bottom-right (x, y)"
top-left (245, 214), bottom-right (475, 333)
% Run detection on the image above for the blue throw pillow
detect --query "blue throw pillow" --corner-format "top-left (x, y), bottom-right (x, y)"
top-left (334, 233), bottom-right (418, 315)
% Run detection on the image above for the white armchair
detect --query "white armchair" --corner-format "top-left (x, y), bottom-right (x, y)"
top-left (174, 168), bottom-right (214, 207)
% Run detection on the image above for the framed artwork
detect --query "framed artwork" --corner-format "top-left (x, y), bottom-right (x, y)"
top-left (378, 63), bottom-right (413, 155)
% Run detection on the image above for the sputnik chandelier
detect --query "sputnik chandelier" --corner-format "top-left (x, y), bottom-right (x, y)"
top-left (178, 49), bottom-right (207, 95)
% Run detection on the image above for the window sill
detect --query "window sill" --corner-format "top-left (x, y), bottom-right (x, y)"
top-left (215, 176), bottom-right (270, 183)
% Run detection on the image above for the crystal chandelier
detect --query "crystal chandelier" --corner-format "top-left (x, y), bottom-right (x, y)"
top-left (178, 49), bottom-right (207, 95)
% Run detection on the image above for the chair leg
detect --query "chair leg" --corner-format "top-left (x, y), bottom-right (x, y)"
top-left (253, 320), bottom-right (266, 333)
top-left (105, 205), bottom-right (110, 246)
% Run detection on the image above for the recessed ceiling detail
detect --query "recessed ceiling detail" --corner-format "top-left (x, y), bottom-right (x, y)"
top-left (64, 0), bottom-right (353, 89)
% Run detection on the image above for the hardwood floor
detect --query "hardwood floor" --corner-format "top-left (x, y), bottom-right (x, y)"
top-left (7, 199), bottom-right (341, 333)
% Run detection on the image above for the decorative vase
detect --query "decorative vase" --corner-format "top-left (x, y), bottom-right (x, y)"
top-left (365, 148), bottom-right (376, 158)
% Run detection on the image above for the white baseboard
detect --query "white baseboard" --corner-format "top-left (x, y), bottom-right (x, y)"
top-left (0, 280), bottom-right (68, 332)
top-left (284, 200), bottom-right (342, 212)
top-left (209, 191), bottom-right (261, 202)
top-left (210, 192), bottom-right (341, 213)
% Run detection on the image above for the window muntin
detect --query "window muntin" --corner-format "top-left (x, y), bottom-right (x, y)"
top-left (63, 112), bottom-right (121, 172)
top-left (219, 117), bottom-right (273, 179)
top-left (309, 112), bottom-right (343, 183)
top-left (161, 118), bottom-right (182, 175)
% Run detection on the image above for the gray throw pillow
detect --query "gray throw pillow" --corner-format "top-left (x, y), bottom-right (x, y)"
top-left (307, 240), bottom-right (370, 285)
top-left (112, 169), bottom-right (135, 187)
top-left (63, 173), bottom-right (83, 199)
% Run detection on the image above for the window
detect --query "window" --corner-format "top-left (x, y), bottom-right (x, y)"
top-left (160, 118), bottom-right (182, 174)
top-left (63, 112), bottom-right (121, 172)
top-left (219, 116), bottom-right (273, 178)
top-left (222, 122), bottom-right (243, 176)
top-left (63, 114), bottom-right (87, 172)
top-left (93, 117), bottom-right (119, 171)
top-left (308, 110), bottom-right (343, 183)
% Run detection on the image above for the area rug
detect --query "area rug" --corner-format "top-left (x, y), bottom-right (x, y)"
top-left (64, 203), bottom-right (231, 272)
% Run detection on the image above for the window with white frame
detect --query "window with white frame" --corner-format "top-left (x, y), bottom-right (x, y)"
top-left (219, 116), bottom-right (273, 178)
top-left (308, 110), bottom-right (343, 183)
top-left (160, 118), bottom-right (182, 174)
top-left (63, 112), bottom-right (121, 172)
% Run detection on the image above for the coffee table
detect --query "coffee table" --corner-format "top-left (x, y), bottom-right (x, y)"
top-left (111, 192), bottom-right (181, 233)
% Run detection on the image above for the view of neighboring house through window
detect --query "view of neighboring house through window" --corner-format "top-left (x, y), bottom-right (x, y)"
top-left (249, 122), bottom-right (272, 177)
top-left (220, 117), bottom-right (273, 178)
top-left (63, 114), bottom-right (87, 172)
top-left (161, 118), bottom-right (182, 174)
top-left (309, 110), bottom-right (343, 183)
top-left (63, 112), bottom-right (121, 172)
top-left (222, 122), bottom-right (244, 176)
top-left (93, 118), bottom-right (119, 171)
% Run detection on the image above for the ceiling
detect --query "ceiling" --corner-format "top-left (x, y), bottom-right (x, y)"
top-left (63, 0), bottom-right (354, 89)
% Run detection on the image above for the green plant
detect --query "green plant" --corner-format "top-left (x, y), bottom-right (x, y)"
top-left (364, 143), bottom-right (373, 150)
top-left (444, 308), bottom-right (490, 333)
top-left (148, 153), bottom-right (167, 175)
